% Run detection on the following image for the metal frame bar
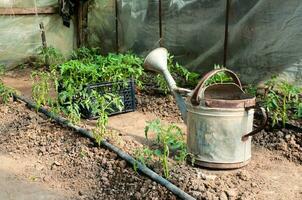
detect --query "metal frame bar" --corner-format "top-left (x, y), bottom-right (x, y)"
top-left (223, 0), bottom-right (231, 67)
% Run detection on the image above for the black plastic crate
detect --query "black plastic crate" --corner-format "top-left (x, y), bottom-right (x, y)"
top-left (80, 79), bottom-right (136, 119)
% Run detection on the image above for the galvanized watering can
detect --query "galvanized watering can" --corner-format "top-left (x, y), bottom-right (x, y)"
top-left (144, 48), bottom-right (267, 169)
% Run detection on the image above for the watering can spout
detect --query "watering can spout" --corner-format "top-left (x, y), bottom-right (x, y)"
top-left (144, 48), bottom-right (191, 123)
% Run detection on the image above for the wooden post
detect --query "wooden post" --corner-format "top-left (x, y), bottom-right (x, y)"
top-left (39, 22), bottom-right (49, 66)
top-left (39, 22), bottom-right (47, 49)
top-left (77, 1), bottom-right (89, 47)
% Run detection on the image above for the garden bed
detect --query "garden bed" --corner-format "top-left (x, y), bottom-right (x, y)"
top-left (0, 95), bottom-right (301, 200)
top-left (0, 102), bottom-right (174, 200)
top-left (1, 51), bottom-right (301, 199)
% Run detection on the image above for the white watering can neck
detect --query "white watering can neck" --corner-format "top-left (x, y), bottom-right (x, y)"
top-left (144, 48), bottom-right (191, 122)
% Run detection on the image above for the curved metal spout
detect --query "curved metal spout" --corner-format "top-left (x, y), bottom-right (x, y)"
top-left (144, 48), bottom-right (192, 123)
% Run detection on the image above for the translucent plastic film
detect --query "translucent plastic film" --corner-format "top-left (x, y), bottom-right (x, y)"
top-left (162, 0), bottom-right (226, 69)
top-left (0, 0), bottom-right (57, 7)
top-left (0, 0), bottom-right (75, 69)
top-left (88, 0), bottom-right (160, 55)
top-left (226, 0), bottom-right (302, 84)
top-left (88, 0), bottom-right (302, 85)
top-left (87, 0), bottom-right (116, 53)
top-left (117, 0), bottom-right (160, 54)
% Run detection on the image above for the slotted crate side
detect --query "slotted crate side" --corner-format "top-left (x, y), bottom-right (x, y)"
top-left (80, 79), bottom-right (136, 119)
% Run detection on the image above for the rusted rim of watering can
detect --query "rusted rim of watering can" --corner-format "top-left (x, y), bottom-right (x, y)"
top-left (201, 83), bottom-right (256, 108)
top-left (203, 97), bottom-right (256, 108)
top-left (191, 69), bottom-right (255, 108)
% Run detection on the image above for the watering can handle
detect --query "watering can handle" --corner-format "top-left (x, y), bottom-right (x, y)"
top-left (242, 107), bottom-right (268, 141)
top-left (191, 69), bottom-right (242, 105)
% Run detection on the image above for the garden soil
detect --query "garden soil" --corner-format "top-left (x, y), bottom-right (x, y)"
top-left (1, 69), bottom-right (302, 199)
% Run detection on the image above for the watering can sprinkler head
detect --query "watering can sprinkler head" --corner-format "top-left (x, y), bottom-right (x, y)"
top-left (143, 47), bottom-right (178, 92)
top-left (144, 48), bottom-right (193, 93)
top-left (144, 47), bottom-right (192, 94)
top-left (144, 48), bottom-right (192, 122)
top-left (143, 47), bottom-right (169, 74)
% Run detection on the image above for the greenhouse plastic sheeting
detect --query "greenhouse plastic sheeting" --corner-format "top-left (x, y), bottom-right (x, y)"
top-left (161, 0), bottom-right (226, 71)
top-left (225, 0), bottom-right (302, 84)
top-left (0, 0), bottom-right (75, 69)
top-left (186, 0), bottom-right (302, 85)
top-left (88, 0), bottom-right (160, 54)
top-left (117, 0), bottom-right (160, 53)
top-left (88, 0), bottom-right (302, 85)
top-left (87, 0), bottom-right (117, 53)
top-left (0, 0), bottom-right (57, 7)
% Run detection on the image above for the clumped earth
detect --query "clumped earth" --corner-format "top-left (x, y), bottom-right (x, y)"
top-left (136, 92), bottom-right (183, 122)
top-left (254, 128), bottom-right (302, 164)
top-left (0, 97), bottom-right (302, 200)
top-left (0, 102), bottom-right (174, 200)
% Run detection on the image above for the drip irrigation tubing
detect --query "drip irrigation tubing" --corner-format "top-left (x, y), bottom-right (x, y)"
top-left (12, 94), bottom-right (196, 200)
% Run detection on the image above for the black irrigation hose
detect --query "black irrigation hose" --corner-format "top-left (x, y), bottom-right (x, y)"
top-left (12, 94), bottom-right (196, 200)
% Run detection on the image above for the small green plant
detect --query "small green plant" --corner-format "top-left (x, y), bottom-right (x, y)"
top-left (0, 64), bottom-right (14, 104)
top-left (244, 84), bottom-right (258, 96)
top-left (0, 82), bottom-right (14, 104)
top-left (0, 64), bottom-right (5, 75)
top-left (144, 119), bottom-right (187, 178)
top-left (79, 149), bottom-right (87, 158)
top-left (71, 47), bottom-right (101, 61)
top-left (29, 175), bottom-right (38, 181)
top-left (93, 93), bottom-right (123, 146)
top-left (205, 65), bottom-right (233, 86)
top-left (263, 76), bottom-right (302, 127)
top-left (297, 102), bottom-right (302, 118)
top-left (263, 90), bottom-right (282, 126)
top-left (65, 104), bottom-right (81, 123)
top-left (37, 46), bottom-right (65, 67)
top-left (155, 74), bottom-right (169, 94)
top-left (31, 70), bottom-right (58, 109)
top-left (133, 147), bottom-right (155, 172)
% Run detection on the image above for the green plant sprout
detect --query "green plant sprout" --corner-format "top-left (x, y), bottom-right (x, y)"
top-left (36, 46), bottom-right (65, 67)
top-left (0, 64), bottom-right (5, 75)
top-left (297, 103), bottom-right (302, 118)
top-left (133, 147), bottom-right (155, 172)
top-left (244, 84), bottom-right (258, 96)
top-left (263, 76), bottom-right (302, 127)
top-left (93, 93), bottom-right (123, 146)
top-left (144, 119), bottom-right (187, 178)
top-left (31, 71), bottom-right (58, 108)
top-left (0, 82), bottom-right (14, 104)
top-left (204, 65), bottom-right (233, 86)
top-left (0, 64), bottom-right (14, 104)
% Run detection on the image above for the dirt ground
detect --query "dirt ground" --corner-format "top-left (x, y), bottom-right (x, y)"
top-left (0, 68), bottom-right (302, 200)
